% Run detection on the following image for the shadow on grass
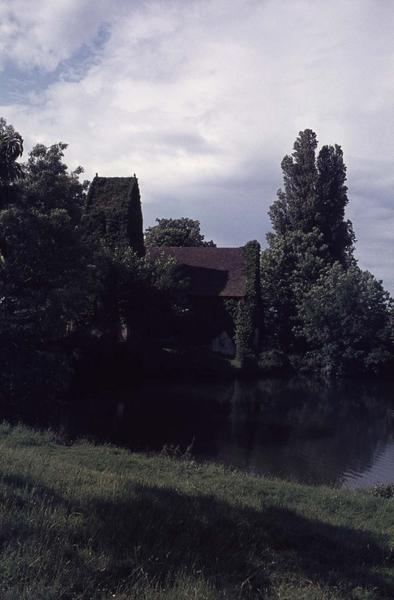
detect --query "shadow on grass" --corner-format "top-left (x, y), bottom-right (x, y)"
top-left (1, 472), bottom-right (393, 598)
top-left (86, 484), bottom-right (393, 598)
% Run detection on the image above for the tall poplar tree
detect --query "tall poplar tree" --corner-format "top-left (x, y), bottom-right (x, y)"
top-left (315, 144), bottom-right (354, 265)
top-left (269, 129), bottom-right (318, 235)
top-left (268, 129), bottom-right (353, 266)
top-left (261, 130), bottom-right (391, 374)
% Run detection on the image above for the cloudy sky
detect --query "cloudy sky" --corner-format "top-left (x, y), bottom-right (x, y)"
top-left (0, 0), bottom-right (393, 291)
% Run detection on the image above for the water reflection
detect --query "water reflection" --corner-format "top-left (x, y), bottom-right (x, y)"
top-left (216, 379), bottom-right (394, 488)
top-left (66, 378), bottom-right (394, 489)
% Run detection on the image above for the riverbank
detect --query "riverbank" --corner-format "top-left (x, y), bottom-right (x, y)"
top-left (0, 423), bottom-right (393, 599)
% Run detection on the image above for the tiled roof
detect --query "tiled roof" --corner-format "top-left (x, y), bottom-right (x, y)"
top-left (149, 246), bottom-right (246, 297)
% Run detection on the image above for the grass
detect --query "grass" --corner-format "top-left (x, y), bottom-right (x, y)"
top-left (0, 423), bottom-right (393, 599)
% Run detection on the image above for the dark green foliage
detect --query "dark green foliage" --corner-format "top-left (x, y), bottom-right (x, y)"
top-left (262, 130), bottom-right (344, 356)
top-left (127, 178), bottom-right (145, 256)
top-left (0, 138), bottom-right (90, 408)
top-left (315, 144), bottom-right (355, 264)
top-left (298, 264), bottom-right (392, 377)
top-left (269, 129), bottom-right (354, 266)
top-left (0, 122), bottom-right (180, 407)
top-left (261, 229), bottom-right (328, 352)
top-left (145, 217), bottom-right (215, 248)
top-left (91, 246), bottom-right (180, 347)
top-left (0, 207), bottom-right (88, 336)
top-left (262, 130), bottom-right (392, 376)
top-left (223, 298), bottom-right (239, 325)
top-left (0, 118), bottom-right (23, 190)
top-left (235, 240), bottom-right (261, 365)
top-left (80, 177), bottom-right (151, 356)
top-left (269, 129), bottom-right (318, 235)
top-left (84, 176), bottom-right (144, 256)
top-left (20, 142), bottom-right (88, 222)
top-left (0, 119), bottom-right (188, 407)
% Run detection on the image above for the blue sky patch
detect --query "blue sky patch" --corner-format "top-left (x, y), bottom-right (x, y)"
top-left (0, 23), bottom-right (110, 104)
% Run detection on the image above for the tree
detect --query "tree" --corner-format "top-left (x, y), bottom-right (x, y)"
top-left (0, 137), bottom-right (90, 409)
top-left (89, 245), bottom-right (179, 343)
top-left (20, 142), bottom-right (88, 223)
top-left (262, 130), bottom-right (333, 353)
top-left (261, 228), bottom-right (328, 352)
top-left (315, 144), bottom-right (354, 265)
top-left (269, 129), bottom-right (354, 266)
top-left (0, 119), bottom-right (24, 215)
top-left (0, 118), bottom-right (23, 188)
top-left (261, 129), bottom-right (392, 375)
top-left (269, 129), bottom-right (318, 236)
top-left (298, 264), bottom-right (392, 376)
top-left (145, 218), bottom-right (215, 248)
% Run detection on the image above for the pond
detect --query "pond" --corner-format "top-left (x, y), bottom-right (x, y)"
top-left (64, 377), bottom-right (394, 489)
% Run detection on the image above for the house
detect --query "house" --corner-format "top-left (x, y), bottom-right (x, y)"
top-left (148, 246), bottom-right (246, 297)
top-left (83, 174), bottom-right (261, 360)
top-left (148, 244), bottom-right (261, 358)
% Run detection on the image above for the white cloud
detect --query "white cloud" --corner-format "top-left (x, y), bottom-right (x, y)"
top-left (0, 0), bottom-right (393, 290)
top-left (0, 0), bottom-right (111, 71)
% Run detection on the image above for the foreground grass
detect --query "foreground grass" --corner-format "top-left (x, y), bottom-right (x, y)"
top-left (0, 424), bottom-right (393, 599)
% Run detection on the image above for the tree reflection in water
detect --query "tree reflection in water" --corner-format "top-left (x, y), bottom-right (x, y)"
top-left (217, 378), bottom-right (394, 488)
top-left (60, 377), bottom-right (394, 489)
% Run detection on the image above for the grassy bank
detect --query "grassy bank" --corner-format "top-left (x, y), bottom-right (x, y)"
top-left (0, 424), bottom-right (393, 599)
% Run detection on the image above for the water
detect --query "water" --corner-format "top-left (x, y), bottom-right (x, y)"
top-left (66, 377), bottom-right (394, 489)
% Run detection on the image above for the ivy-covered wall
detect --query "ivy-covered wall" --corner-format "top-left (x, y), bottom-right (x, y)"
top-left (83, 176), bottom-right (144, 256)
top-left (126, 180), bottom-right (144, 256)
top-left (235, 240), bottom-right (262, 365)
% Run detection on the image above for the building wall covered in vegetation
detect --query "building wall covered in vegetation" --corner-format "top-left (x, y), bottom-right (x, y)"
top-left (83, 175), bottom-right (144, 256)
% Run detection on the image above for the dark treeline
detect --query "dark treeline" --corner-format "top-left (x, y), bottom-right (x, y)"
top-left (0, 120), bottom-right (393, 417)
top-left (0, 119), bottom-right (181, 416)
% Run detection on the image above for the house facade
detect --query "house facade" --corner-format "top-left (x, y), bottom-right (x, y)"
top-left (84, 175), bottom-right (261, 361)
top-left (149, 243), bottom-right (261, 359)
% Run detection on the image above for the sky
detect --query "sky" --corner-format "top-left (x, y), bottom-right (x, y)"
top-left (0, 0), bottom-right (393, 292)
